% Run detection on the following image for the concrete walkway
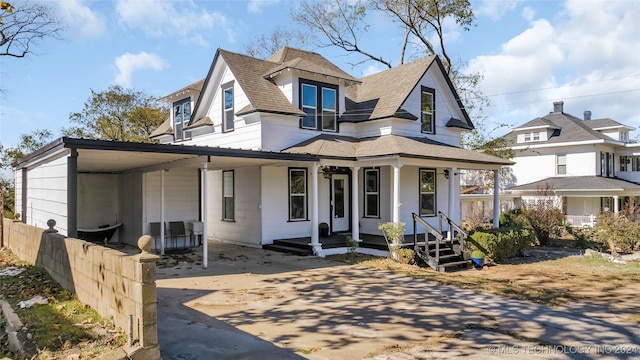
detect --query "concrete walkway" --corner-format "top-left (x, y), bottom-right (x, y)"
top-left (156, 242), bottom-right (640, 359)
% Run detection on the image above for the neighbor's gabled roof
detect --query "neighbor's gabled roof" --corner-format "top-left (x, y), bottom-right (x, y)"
top-left (283, 134), bottom-right (512, 166)
top-left (508, 176), bottom-right (640, 192)
top-left (502, 112), bottom-right (621, 145)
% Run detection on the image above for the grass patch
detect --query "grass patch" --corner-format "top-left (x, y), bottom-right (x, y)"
top-left (0, 248), bottom-right (126, 358)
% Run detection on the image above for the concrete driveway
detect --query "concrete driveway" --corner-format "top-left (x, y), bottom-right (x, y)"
top-left (156, 242), bottom-right (640, 360)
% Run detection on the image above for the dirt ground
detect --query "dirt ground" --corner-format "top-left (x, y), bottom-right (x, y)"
top-left (155, 244), bottom-right (640, 359)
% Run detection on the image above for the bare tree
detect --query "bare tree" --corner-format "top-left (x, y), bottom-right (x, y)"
top-left (372, 0), bottom-right (475, 73)
top-left (291, 0), bottom-right (393, 68)
top-left (0, 0), bottom-right (63, 58)
top-left (245, 27), bottom-right (310, 60)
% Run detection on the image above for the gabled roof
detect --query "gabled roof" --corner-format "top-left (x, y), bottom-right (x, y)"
top-left (508, 176), bottom-right (640, 192)
top-left (342, 56), bottom-right (473, 128)
top-left (502, 112), bottom-right (616, 145)
top-left (283, 134), bottom-right (512, 165)
top-left (149, 118), bottom-right (173, 139)
top-left (218, 49), bottom-right (305, 117)
top-left (160, 79), bottom-right (205, 102)
top-left (264, 47), bottom-right (359, 83)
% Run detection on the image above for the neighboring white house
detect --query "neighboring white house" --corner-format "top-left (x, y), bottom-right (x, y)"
top-left (499, 101), bottom-right (640, 227)
top-left (14, 47), bottom-right (511, 263)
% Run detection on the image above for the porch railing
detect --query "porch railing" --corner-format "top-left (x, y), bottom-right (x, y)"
top-left (438, 211), bottom-right (493, 265)
top-left (566, 215), bottom-right (596, 228)
top-left (412, 213), bottom-right (445, 270)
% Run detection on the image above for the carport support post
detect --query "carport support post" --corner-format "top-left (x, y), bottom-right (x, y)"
top-left (160, 170), bottom-right (165, 255)
top-left (351, 166), bottom-right (360, 241)
top-left (68, 149), bottom-right (78, 238)
top-left (448, 167), bottom-right (456, 237)
top-left (202, 163), bottom-right (209, 269)
top-left (493, 170), bottom-right (500, 228)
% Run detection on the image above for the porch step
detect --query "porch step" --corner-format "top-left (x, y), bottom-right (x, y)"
top-left (439, 260), bottom-right (470, 272)
top-left (262, 243), bottom-right (313, 256)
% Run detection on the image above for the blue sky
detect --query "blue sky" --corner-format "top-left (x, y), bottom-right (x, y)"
top-left (1, 0), bottom-right (639, 149)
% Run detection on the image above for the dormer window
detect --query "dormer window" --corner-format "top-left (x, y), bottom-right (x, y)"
top-left (222, 81), bottom-right (234, 132)
top-left (523, 131), bottom-right (541, 142)
top-left (173, 98), bottom-right (191, 141)
top-left (421, 86), bottom-right (435, 134)
top-left (300, 79), bottom-right (338, 132)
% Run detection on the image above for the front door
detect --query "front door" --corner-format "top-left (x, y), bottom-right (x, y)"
top-left (331, 174), bottom-right (349, 232)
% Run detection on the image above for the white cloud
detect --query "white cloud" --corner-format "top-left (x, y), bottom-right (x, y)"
top-left (55, 0), bottom-right (106, 38)
top-left (247, 0), bottom-right (282, 14)
top-left (476, 0), bottom-right (524, 21)
top-left (114, 0), bottom-right (230, 45)
top-left (521, 6), bottom-right (535, 22)
top-left (361, 64), bottom-right (385, 77)
top-left (465, 0), bottom-right (640, 133)
top-left (114, 52), bottom-right (167, 88)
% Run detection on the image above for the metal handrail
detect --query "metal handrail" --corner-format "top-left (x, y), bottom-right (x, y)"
top-left (412, 213), bottom-right (444, 264)
top-left (438, 211), bottom-right (492, 263)
top-left (438, 211), bottom-right (467, 256)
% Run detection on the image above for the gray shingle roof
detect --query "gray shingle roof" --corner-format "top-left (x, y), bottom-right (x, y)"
top-left (502, 112), bottom-right (613, 145)
top-left (508, 176), bottom-right (640, 192)
top-left (283, 134), bottom-right (512, 165)
top-left (583, 118), bottom-right (631, 130)
top-left (219, 49), bottom-right (305, 117)
top-left (264, 47), bottom-right (359, 83)
top-left (149, 118), bottom-right (172, 139)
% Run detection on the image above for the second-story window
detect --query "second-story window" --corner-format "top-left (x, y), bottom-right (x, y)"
top-left (173, 98), bottom-right (191, 141)
top-left (222, 83), bottom-right (234, 132)
top-left (300, 79), bottom-right (338, 132)
top-left (421, 86), bottom-right (435, 134)
top-left (557, 154), bottom-right (566, 175)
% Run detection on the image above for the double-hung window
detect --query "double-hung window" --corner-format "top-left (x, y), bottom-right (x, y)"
top-left (364, 168), bottom-right (379, 218)
top-left (557, 154), bottom-right (566, 175)
top-left (421, 86), bottom-right (435, 134)
top-left (419, 169), bottom-right (436, 216)
top-left (173, 98), bottom-right (191, 141)
top-left (289, 168), bottom-right (307, 221)
top-left (222, 170), bottom-right (234, 221)
top-left (222, 82), bottom-right (234, 132)
top-left (300, 79), bottom-right (338, 132)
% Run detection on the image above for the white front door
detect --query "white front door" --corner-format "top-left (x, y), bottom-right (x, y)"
top-left (331, 174), bottom-right (349, 232)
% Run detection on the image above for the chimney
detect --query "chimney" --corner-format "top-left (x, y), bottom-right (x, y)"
top-left (553, 101), bottom-right (564, 113)
top-left (584, 110), bottom-right (592, 120)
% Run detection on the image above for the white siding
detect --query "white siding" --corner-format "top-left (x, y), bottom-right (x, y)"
top-left (511, 145), bottom-right (598, 186)
top-left (25, 155), bottom-right (68, 234)
top-left (78, 174), bottom-right (119, 228)
top-left (261, 115), bottom-right (327, 151)
top-left (261, 164), bottom-right (322, 242)
top-left (207, 166), bottom-right (263, 247)
top-left (143, 169), bottom-right (199, 233)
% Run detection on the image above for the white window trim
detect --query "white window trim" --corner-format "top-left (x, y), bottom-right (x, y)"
top-left (364, 168), bottom-right (379, 218)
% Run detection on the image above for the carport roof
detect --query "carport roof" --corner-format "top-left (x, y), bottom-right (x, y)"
top-left (15, 137), bottom-right (319, 173)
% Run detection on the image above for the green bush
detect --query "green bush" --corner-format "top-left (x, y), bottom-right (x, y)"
top-left (469, 227), bottom-right (535, 262)
top-left (499, 209), bottom-right (526, 228)
top-left (592, 212), bottom-right (640, 256)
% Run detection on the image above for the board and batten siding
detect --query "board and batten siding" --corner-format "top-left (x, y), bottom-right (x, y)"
top-left (207, 166), bottom-right (262, 247)
top-left (23, 155), bottom-right (68, 234)
top-left (143, 169), bottom-right (199, 234)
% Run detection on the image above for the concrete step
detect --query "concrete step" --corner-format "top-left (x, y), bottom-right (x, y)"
top-left (262, 244), bottom-right (313, 256)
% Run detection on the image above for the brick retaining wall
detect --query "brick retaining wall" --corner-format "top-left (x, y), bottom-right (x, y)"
top-left (1, 218), bottom-right (160, 359)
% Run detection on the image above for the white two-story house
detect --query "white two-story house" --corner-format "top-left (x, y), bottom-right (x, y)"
top-left (502, 101), bottom-right (640, 227)
top-left (13, 47), bottom-right (510, 262)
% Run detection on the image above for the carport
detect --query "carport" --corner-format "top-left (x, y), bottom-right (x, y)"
top-left (13, 137), bottom-right (317, 268)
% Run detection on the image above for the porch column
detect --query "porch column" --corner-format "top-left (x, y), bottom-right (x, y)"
top-left (614, 195), bottom-right (619, 214)
top-left (448, 167), bottom-right (456, 221)
top-left (392, 164), bottom-right (402, 223)
top-left (351, 166), bottom-right (360, 241)
top-left (160, 170), bottom-right (166, 255)
top-left (202, 164), bottom-right (209, 269)
top-left (311, 163), bottom-right (322, 256)
top-left (493, 170), bottom-right (500, 228)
